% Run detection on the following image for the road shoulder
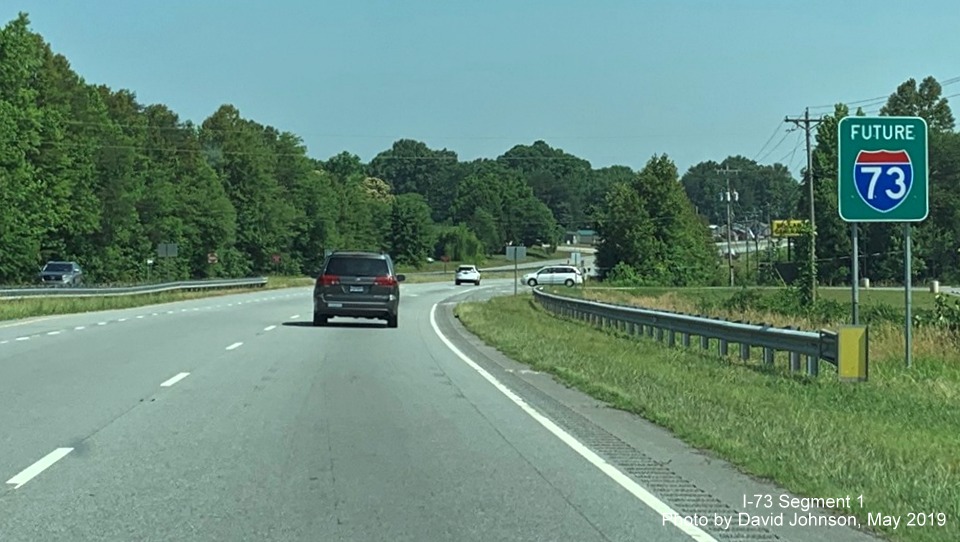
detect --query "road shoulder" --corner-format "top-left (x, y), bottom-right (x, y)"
top-left (433, 301), bottom-right (882, 542)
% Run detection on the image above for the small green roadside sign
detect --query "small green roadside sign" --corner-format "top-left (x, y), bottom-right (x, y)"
top-left (837, 116), bottom-right (928, 222)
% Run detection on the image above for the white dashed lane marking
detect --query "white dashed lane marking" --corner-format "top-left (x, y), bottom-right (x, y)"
top-left (160, 372), bottom-right (190, 387)
top-left (6, 448), bottom-right (73, 489)
top-left (0, 294), bottom-right (306, 348)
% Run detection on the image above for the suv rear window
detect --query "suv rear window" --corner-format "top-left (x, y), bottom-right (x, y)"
top-left (457, 266), bottom-right (475, 272)
top-left (324, 257), bottom-right (390, 277)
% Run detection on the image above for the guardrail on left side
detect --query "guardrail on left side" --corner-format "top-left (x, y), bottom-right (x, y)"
top-left (0, 277), bottom-right (268, 300)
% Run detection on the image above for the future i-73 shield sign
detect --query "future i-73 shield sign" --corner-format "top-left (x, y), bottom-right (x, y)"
top-left (838, 116), bottom-right (928, 222)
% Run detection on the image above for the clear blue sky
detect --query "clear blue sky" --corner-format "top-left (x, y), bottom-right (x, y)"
top-left (9, 0), bottom-right (960, 179)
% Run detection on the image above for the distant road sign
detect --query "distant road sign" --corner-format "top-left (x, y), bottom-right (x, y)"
top-left (506, 246), bottom-right (527, 261)
top-left (208, 252), bottom-right (218, 264)
top-left (771, 220), bottom-right (808, 237)
top-left (156, 243), bottom-right (179, 258)
top-left (838, 116), bottom-right (928, 222)
top-left (272, 254), bottom-right (281, 264)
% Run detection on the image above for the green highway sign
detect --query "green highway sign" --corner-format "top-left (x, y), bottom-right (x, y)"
top-left (837, 116), bottom-right (928, 222)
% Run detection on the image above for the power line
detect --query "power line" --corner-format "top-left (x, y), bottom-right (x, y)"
top-left (808, 74), bottom-right (960, 111)
top-left (757, 127), bottom-right (797, 163)
top-left (752, 121), bottom-right (788, 162)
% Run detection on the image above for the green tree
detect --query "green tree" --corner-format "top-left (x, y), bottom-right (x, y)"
top-left (497, 140), bottom-right (591, 228)
top-left (595, 183), bottom-right (658, 278)
top-left (368, 139), bottom-right (459, 222)
top-left (389, 193), bottom-right (435, 267)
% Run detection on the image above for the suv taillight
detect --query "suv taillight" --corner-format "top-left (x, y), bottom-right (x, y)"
top-left (318, 274), bottom-right (339, 286)
top-left (374, 275), bottom-right (397, 286)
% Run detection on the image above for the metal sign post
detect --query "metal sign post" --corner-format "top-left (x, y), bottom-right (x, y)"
top-left (838, 116), bottom-right (928, 369)
top-left (506, 245), bottom-right (527, 295)
top-left (851, 224), bottom-right (860, 325)
top-left (904, 224), bottom-right (913, 368)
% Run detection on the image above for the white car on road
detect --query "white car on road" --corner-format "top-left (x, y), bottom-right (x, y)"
top-left (522, 265), bottom-right (583, 287)
top-left (455, 265), bottom-right (481, 286)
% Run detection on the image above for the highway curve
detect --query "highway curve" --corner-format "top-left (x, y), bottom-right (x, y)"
top-left (0, 280), bottom-right (881, 542)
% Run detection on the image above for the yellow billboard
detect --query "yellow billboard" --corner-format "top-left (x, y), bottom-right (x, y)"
top-left (771, 220), bottom-right (808, 237)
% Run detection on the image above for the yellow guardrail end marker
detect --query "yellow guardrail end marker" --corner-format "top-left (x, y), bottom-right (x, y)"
top-left (838, 325), bottom-right (868, 382)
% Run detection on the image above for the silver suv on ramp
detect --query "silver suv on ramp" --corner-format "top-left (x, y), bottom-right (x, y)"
top-left (313, 251), bottom-right (405, 328)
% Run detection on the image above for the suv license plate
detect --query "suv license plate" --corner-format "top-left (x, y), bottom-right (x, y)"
top-left (349, 286), bottom-right (364, 293)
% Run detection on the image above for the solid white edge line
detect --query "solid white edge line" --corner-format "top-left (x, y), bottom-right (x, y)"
top-left (6, 448), bottom-right (74, 489)
top-left (160, 372), bottom-right (190, 387)
top-left (264, 325), bottom-right (277, 331)
top-left (428, 303), bottom-right (718, 542)
top-left (225, 342), bottom-right (243, 351)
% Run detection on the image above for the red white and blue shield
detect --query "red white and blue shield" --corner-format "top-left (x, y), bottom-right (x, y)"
top-left (853, 150), bottom-right (913, 213)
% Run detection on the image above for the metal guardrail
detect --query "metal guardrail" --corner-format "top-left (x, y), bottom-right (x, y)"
top-left (0, 277), bottom-right (268, 300)
top-left (533, 288), bottom-right (838, 376)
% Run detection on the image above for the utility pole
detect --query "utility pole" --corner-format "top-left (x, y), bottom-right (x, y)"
top-left (785, 107), bottom-right (824, 302)
top-left (717, 166), bottom-right (740, 287)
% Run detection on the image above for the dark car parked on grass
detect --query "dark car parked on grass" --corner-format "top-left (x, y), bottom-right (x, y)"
top-left (313, 251), bottom-right (405, 328)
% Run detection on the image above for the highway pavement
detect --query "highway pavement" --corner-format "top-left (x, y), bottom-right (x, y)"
top-left (0, 280), bottom-right (880, 541)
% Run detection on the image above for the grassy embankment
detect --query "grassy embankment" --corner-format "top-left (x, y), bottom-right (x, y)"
top-left (454, 285), bottom-right (960, 542)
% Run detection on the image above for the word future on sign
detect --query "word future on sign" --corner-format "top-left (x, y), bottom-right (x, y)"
top-left (838, 116), bottom-right (928, 223)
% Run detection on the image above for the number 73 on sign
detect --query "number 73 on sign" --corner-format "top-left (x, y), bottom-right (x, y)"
top-left (855, 151), bottom-right (910, 208)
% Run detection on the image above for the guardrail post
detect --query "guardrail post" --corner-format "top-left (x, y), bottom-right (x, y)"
top-left (700, 336), bottom-right (709, 350)
top-left (807, 355), bottom-right (819, 376)
top-left (682, 332), bottom-right (690, 348)
top-left (789, 352), bottom-right (801, 372)
top-left (667, 330), bottom-right (676, 347)
top-left (740, 343), bottom-right (750, 360)
top-left (719, 339), bottom-right (728, 357)
top-left (763, 347), bottom-right (774, 365)
top-left (656, 328), bottom-right (664, 343)
top-left (837, 325), bottom-right (868, 383)
top-left (646, 325), bottom-right (654, 338)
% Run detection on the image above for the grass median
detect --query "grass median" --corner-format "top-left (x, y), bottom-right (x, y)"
top-left (0, 275), bottom-right (314, 322)
top-left (454, 293), bottom-right (960, 542)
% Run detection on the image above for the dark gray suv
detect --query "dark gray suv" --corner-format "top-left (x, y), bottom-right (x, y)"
top-left (313, 251), bottom-right (405, 328)
top-left (39, 261), bottom-right (84, 287)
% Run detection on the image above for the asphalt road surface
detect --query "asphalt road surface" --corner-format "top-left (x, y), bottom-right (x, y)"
top-left (0, 280), bottom-right (880, 542)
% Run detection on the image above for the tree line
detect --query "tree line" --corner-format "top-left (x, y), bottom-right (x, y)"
top-left (1, 13), bottom-right (723, 286)
top-left (7, 12), bottom-right (955, 290)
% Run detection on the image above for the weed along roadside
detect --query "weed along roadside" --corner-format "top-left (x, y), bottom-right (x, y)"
top-left (454, 291), bottom-right (960, 542)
